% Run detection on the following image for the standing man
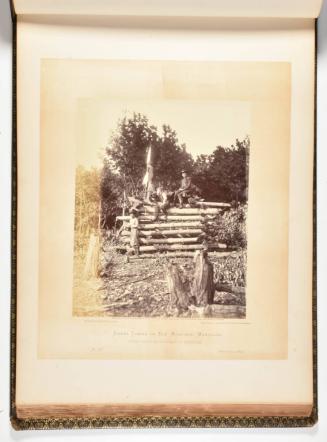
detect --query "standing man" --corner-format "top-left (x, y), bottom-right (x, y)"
top-left (126, 209), bottom-right (140, 262)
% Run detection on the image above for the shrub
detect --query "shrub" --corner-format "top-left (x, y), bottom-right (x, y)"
top-left (204, 205), bottom-right (247, 249)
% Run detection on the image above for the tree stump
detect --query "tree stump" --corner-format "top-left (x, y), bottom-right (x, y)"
top-left (192, 251), bottom-right (215, 306)
top-left (166, 262), bottom-right (190, 311)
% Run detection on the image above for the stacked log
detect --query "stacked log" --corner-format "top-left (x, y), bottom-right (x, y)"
top-left (117, 202), bottom-right (230, 256)
top-left (121, 228), bottom-right (203, 237)
top-left (142, 206), bottom-right (225, 215)
top-left (117, 215), bottom-right (206, 222)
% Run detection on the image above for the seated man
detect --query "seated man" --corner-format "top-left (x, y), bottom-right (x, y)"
top-left (156, 186), bottom-right (175, 217)
top-left (175, 170), bottom-right (201, 207)
top-left (127, 196), bottom-right (143, 212)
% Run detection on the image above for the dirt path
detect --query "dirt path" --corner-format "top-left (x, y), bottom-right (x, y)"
top-left (73, 251), bottom-right (246, 318)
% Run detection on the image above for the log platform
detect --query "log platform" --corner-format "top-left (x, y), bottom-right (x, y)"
top-left (116, 203), bottom-right (230, 256)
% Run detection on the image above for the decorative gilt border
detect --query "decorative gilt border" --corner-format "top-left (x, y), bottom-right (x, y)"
top-left (9, 4), bottom-right (318, 429)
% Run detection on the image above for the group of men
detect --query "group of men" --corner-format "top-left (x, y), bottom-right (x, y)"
top-left (126, 169), bottom-right (202, 258)
top-left (129, 169), bottom-right (201, 216)
top-left (150, 169), bottom-right (201, 209)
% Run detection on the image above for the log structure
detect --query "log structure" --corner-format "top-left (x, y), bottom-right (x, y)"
top-left (116, 202), bottom-right (230, 256)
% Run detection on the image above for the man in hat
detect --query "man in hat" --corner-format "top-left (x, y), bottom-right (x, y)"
top-left (155, 186), bottom-right (175, 219)
top-left (175, 169), bottom-right (200, 207)
top-left (128, 196), bottom-right (143, 213)
top-left (128, 209), bottom-right (140, 258)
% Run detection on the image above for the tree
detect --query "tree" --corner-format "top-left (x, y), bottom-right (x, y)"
top-left (107, 113), bottom-right (157, 196)
top-left (101, 112), bottom-right (249, 229)
top-left (74, 166), bottom-right (101, 237)
top-left (152, 125), bottom-right (194, 188)
top-left (100, 159), bottom-right (123, 229)
top-left (193, 136), bottom-right (249, 203)
top-left (106, 113), bottom-right (194, 194)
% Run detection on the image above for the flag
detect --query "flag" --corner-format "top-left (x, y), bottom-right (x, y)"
top-left (142, 171), bottom-right (149, 187)
top-left (146, 146), bottom-right (152, 166)
top-left (142, 146), bottom-right (152, 186)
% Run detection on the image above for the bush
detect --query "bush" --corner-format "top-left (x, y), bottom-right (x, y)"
top-left (204, 205), bottom-right (247, 249)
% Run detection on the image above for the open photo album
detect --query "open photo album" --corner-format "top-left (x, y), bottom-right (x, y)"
top-left (11, 0), bottom-right (322, 429)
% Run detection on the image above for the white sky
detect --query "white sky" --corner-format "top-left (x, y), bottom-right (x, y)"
top-left (76, 99), bottom-right (251, 168)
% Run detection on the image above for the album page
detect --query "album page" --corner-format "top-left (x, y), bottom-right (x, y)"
top-left (15, 11), bottom-right (316, 416)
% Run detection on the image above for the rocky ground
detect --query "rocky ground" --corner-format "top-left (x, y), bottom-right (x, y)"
top-left (73, 250), bottom-right (246, 318)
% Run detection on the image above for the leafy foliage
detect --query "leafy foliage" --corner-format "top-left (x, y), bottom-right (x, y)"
top-left (193, 137), bottom-right (250, 203)
top-left (151, 125), bottom-right (194, 188)
top-left (204, 206), bottom-right (247, 249)
top-left (74, 166), bottom-right (101, 249)
top-left (100, 159), bottom-right (123, 229)
top-left (106, 113), bottom-right (194, 194)
top-left (108, 113), bottom-right (155, 195)
top-left (76, 113), bottom-right (250, 231)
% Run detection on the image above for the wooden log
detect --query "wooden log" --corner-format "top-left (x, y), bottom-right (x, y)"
top-left (142, 207), bottom-right (221, 215)
top-left (192, 251), bottom-right (215, 306)
top-left (208, 243), bottom-right (228, 250)
top-left (116, 243), bottom-right (228, 253)
top-left (128, 251), bottom-right (236, 260)
top-left (121, 237), bottom-right (200, 245)
top-left (207, 304), bottom-right (246, 319)
top-left (195, 201), bottom-right (231, 208)
top-left (124, 221), bottom-right (203, 229)
top-left (137, 245), bottom-right (228, 252)
top-left (105, 299), bottom-right (135, 309)
top-left (121, 228), bottom-right (203, 237)
top-left (139, 244), bottom-right (205, 252)
top-left (215, 284), bottom-right (245, 295)
top-left (130, 252), bottom-right (196, 259)
top-left (166, 262), bottom-right (190, 310)
top-left (117, 215), bottom-right (205, 222)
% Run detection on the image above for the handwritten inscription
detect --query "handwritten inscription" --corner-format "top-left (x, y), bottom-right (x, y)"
top-left (111, 329), bottom-right (222, 345)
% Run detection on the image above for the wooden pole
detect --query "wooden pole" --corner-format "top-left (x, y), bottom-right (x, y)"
top-left (130, 252), bottom-right (197, 259)
top-left (121, 228), bottom-right (203, 237)
top-left (139, 244), bottom-right (206, 252)
top-left (133, 221), bottom-right (203, 229)
top-left (117, 215), bottom-right (206, 222)
top-left (166, 262), bottom-right (190, 311)
top-left (128, 251), bottom-right (235, 259)
top-left (192, 251), bottom-right (215, 306)
top-left (195, 201), bottom-right (231, 208)
top-left (121, 237), bottom-right (200, 245)
top-left (143, 207), bottom-right (221, 215)
top-left (215, 284), bottom-right (245, 295)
